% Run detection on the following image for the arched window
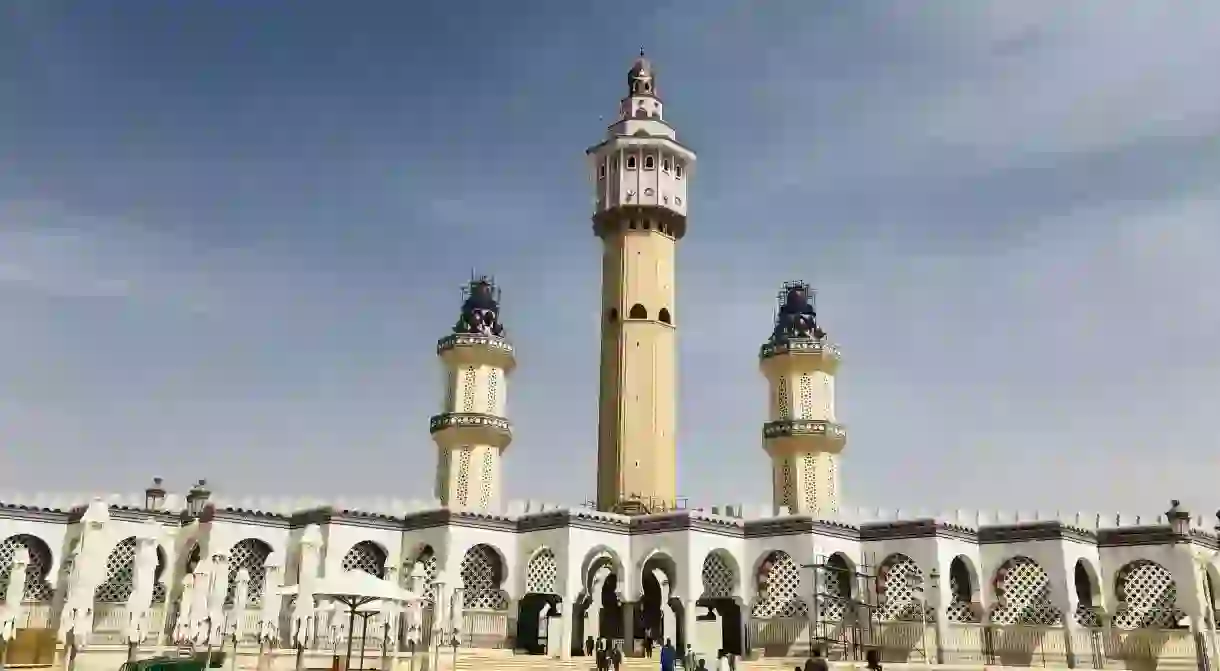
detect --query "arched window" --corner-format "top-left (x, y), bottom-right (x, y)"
top-left (658, 308), bottom-right (672, 324)
top-left (643, 156), bottom-right (655, 170)
top-left (626, 156), bottom-right (637, 170)
top-left (629, 304), bottom-right (648, 320)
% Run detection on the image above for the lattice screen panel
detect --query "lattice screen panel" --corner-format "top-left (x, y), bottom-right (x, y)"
top-left (946, 571), bottom-right (980, 623)
top-left (816, 556), bottom-right (851, 621)
top-left (486, 369), bottom-right (499, 414)
top-left (798, 375), bottom-right (815, 418)
top-left (480, 449), bottom-right (494, 509)
top-left (701, 553), bottom-right (735, 599)
top-left (95, 537), bottom-right (137, 603)
top-left (456, 448), bottom-right (473, 504)
top-left (777, 378), bottom-right (791, 420)
top-left (341, 541), bottom-right (387, 578)
top-left (461, 367), bottom-right (477, 412)
top-left (525, 548), bottom-right (558, 595)
top-left (0, 534), bottom-right (54, 602)
top-left (990, 557), bottom-right (1062, 626)
top-left (460, 544), bottom-right (508, 610)
top-left (409, 550), bottom-right (440, 602)
top-left (1075, 603), bottom-right (1103, 628)
top-left (751, 551), bottom-right (807, 619)
top-left (879, 554), bottom-right (925, 621)
top-left (801, 454), bottom-right (818, 512)
top-left (227, 538), bottom-right (272, 606)
top-left (1113, 560), bottom-right (1183, 630)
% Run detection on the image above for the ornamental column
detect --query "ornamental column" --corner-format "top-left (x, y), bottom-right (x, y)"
top-left (759, 282), bottom-right (847, 515)
top-left (430, 277), bottom-right (516, 512)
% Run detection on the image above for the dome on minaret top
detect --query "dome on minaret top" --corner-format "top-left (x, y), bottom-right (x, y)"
top-left (452, 276), bottom-right (506, 338)
top-left (768, 281), bottom-right (827, 345)
top-left (628, 49), bottom-right (656, 96)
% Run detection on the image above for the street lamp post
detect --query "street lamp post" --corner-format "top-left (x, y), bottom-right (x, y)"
top-left (905, 568), bottom-right (940, 666)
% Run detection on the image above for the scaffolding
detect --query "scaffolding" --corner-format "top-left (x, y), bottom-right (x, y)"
top-left (804, 552), bottom-right (883, 662)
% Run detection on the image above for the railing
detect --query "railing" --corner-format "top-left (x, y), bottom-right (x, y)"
top-left (745, 618), bottom-right (1200, 669)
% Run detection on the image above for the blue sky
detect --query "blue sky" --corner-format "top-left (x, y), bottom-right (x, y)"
top-left (2, 2), bottom-right (1218, 518)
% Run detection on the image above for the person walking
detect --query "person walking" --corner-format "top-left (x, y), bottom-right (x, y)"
top-left (717, 650), bottom-right (731, 671)
top-left (660, 638), bottom-right (676, 671)
top-left (611, 642), bottom-right (624, 671)
top-left (586, 636), bottom-right (595, 657)
top-left (644, 633), bottom-right (655, 659)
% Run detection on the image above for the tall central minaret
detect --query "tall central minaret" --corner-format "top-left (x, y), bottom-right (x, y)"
top-left (588, 52), bottom-right (696, 514)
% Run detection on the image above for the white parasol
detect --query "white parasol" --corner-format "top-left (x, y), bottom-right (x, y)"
top-left (0, 547), bottom-right (30, 642)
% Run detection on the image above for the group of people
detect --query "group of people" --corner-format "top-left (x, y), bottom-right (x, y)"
top-left (581, 637), bottom-right (886, 671)
top-left (583, 635), bottom-right (740, 671)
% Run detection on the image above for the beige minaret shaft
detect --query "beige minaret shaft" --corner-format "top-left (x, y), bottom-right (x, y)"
top-left (588, 53), bottom-right (695, 514)
top-left (760, 283), bottom-right (847, 514)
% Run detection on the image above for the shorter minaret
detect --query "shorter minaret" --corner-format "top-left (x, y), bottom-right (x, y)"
top-left (430, 277), bottom-right (515, 511)
top-left (759, 282), bottom-right (847, 515)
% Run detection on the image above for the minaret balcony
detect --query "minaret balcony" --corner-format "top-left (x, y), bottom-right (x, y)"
top-left (759, 338), bottom-right (841, 361)
top-left (762, 420), bottom-right (848, 451)
top-left (429, 412), bottom-right (513, 449)
top-left (436, 334), bottom-right (516, 371)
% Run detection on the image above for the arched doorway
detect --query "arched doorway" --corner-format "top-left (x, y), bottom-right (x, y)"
top-left (697, 550), bottom-right (743, 655)
top-left (638, 553), bottom-right (683, 652)
top-left (516, 548), bottom-right (561, 655)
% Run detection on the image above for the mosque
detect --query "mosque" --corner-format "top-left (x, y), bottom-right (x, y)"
top-left (1, 54), bottom-right (1218, 671)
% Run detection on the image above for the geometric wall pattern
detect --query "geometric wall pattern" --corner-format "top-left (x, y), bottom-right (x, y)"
top-left (460, 544), bottom-right (508, 610)
top-left (878, 554), bottom-right (925, 621)
top-left (0, 534), bottom-right (54, 602)
top-left (94, 537), bottom-right (138, 603)
top-left (751, 551), bottom-right (808, 619)
top-left (989, 556), bottom-right (1062, 626)
top-left (700, 552), bottom-right (736, 600)
top-left (815, 555), bottom-right (851, 621)
top-left (524, 548), bottom-right (558, 595)
top-left (1113, 560), bottom-right (1183, 630)
top-left (946, 568), bottom-right (981, 624)
top-left (226, 538), bottom-right (272, 607)
top-left (341, 541), bottom-right (387, 578)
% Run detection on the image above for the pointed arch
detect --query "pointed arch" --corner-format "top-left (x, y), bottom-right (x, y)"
top-left (341, 540), bottom-right (388, 578)
top-left (1073, 558), bottom-right (1103, 627)
top-left (460, 543), bottom-right (509, 610)
top-left (990, 556), bottom-right (1062, 626)
top-left (1113, 559), bottom-right (1183, 629)
top-left (0, 534), bottom-right (54, 602)
top-left (700, 549), bottom-right (739, 600)
top-left (877, 553), bottom-right (925, 621)
top-left (227, 538), bottom-right (273, 606)
top-left (751, 550), bottom-right (806, 619)
top-left (95, 536), bottom-right (138, 603)
top-left (628, 304), bottom-right (648, 320)
top-left (946, 555), bottom-right (981, 623)
top-left (524, 547), bottom-right (558, 596)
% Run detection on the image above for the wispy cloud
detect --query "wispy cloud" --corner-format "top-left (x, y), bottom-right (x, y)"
top-left (1, 3), bottom-right (1218, 516)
